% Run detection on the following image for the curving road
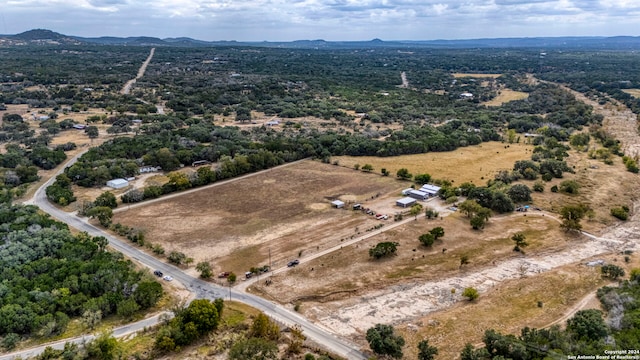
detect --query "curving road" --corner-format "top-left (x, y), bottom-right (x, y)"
top-left (5, 152), bottom-right (367, 360)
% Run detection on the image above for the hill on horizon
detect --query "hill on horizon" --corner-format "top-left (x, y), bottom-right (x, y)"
top-left (1, 28), bottom-right (640, 49)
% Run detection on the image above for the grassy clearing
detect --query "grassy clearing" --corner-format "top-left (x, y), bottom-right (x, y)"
top-left (452, 73), bottom-right (502, 78)
top-left (333, 141), bottom-right (533, 185)
top-left (622, 89), bottom-right (640, 98)
top-left (483, 89), bottom-right (529, 106)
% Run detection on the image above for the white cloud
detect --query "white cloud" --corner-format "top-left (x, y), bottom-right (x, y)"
top-left (0, 0), bottom-right (639, 40)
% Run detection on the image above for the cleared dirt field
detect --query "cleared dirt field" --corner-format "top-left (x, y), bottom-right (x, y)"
top-left (333, 141), bottom-right (533, 185)
top-left (112, 160), bottom-right (409, 276)
top-left (482, 89), bottom-right (529, 106)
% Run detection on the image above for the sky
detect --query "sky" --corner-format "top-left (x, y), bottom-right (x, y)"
top-left (1, 0), bottom-right (639, 42)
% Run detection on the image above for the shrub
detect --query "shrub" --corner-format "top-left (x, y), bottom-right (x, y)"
top-left (532, 181), bottom-right (545, 192)
top-left (610, 206), bottom-right (629, 221)
top-left (550, 185), bottom-right (558, 193)
top-left (462, 287), bottom-right (479, 301)
top-left (559, 180), bottom-right (580, 194)
top-left (623, 155), bottom-right (639, 173)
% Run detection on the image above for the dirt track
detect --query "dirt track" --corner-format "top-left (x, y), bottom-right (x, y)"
top-left (308, 86), bottom-right (640, 337)
top-left (121, 47), bottom-right (155, 95)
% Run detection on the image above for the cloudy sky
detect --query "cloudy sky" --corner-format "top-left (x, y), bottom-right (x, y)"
top-left (1, 0), bottom-right (639, 41)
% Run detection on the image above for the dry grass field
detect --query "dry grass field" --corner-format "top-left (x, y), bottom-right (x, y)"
top-left (112, 160), bottom-right (407, 276)
top-left (622, 89), bottom-right (640, 98)
top-left (333, 141), bottom-right (533, 185)
top-left (452, 73), bottom-right (502, 78)
top-left (483, 89), bottom-right (529, 106)
top-left (250, 212), bottom-right (570, 304)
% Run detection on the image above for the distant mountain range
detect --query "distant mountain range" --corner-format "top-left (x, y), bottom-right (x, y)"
top-left (1, 29), bottom-right (640, 49)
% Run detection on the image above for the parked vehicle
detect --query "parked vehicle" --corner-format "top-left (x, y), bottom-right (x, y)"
top-left (375, 214), bottom-right (388, 220)
top-left (245, 271), bottom-right (253, 279)
top-left (218, 271), bottom-right (230, 278)
top-left (153, 270), bottom-right (163, 277)
top-left (163, 275), bottom-right (173, 281)
top-left (287, 259), bottom-right (300, 267)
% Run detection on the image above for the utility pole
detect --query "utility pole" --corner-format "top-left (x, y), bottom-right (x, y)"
top-left (269, 247), bottom-right (272, 270)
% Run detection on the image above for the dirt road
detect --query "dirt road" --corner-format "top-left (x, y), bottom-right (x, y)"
top-left (309, 86), bottom-right (640, 337)
top-left (400, 71), bottom-right (409, 88)
top-left (121, 47), bottom-right (155, 95)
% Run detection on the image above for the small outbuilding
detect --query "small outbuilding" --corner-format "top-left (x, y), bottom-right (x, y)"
top-left (420, 184), bottom-right (441, 196)
top-left (396, 197), bottom-right (417, 208)
top-left (331, 200), bottom-right (345, 209)
top-left (106, 178), bottom-right (129, 189)
top-left (401, 188), bottom-right (414, 196)
top-left (408, 189), bottom-right (429, 201)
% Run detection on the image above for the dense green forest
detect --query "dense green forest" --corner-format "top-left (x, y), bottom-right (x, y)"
top-left (0, 204), bottom-right (163, 346)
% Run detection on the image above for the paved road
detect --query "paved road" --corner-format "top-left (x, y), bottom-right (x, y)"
top-left (6, 154), bottom-right (367, 360)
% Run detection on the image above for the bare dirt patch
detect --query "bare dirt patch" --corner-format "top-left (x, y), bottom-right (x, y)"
top-left (482, 89), bottom-right (529, 106)
top-left (112, 160), bottom-right (407, 276)
top-left (333, 141), bottom-right (532, 185)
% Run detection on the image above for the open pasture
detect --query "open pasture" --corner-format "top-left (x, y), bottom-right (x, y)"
top-left (333, 141), bottom-right (533, 185)
top-left (482, 89), bottom-right (529, 106)
top-left (112, 160), bottom-right (406, 275)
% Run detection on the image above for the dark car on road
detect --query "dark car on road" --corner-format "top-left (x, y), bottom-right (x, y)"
top-left (287, 259), bottom-right (300, 267)
top-left (153, 270), bottom-right (163, 277)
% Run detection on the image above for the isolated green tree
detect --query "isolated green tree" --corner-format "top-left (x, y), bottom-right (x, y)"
top-left (430, 227), bottom-right (445, 240)
top-left (85, 126), bottom-right (99, 139)
top-left (511, 232), bottom-right (528, 252)
top-left (419, 233), bottom-right (435, 247)
top-left (366, 324), bottom-right (405, 359)
top-left (196, 261), bottom-right (213, 279)
top-left (227, 272), bottom-right (237, 284)
top-left (560, 204), bottom-right (588, 232)
top-left (369, 242), bottom-right (399, 259)
top-left (86, 206), bottom-right (113, 227)
top-left (410, 203), bottom-right (424, 219)
top-left (362, 164), bottom-right (374, 172)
